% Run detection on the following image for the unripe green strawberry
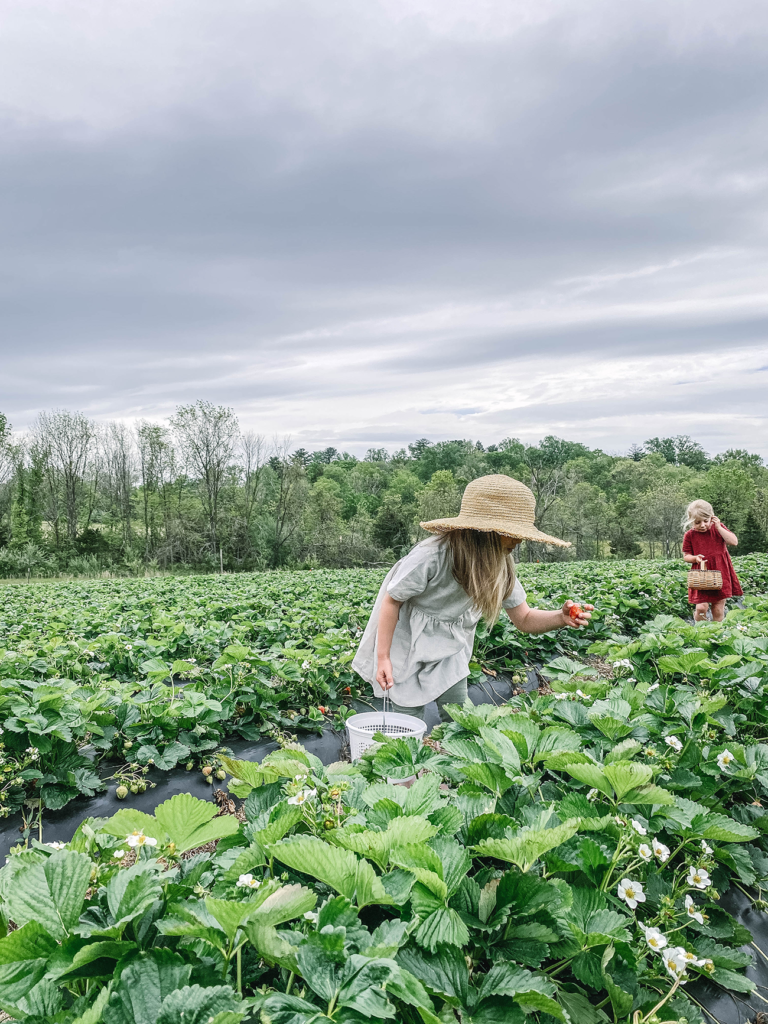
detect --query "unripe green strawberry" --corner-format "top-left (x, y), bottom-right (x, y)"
top-left (205, 775), bottom-right (213, 784)
top-left (116, 785), bottom-right (128, 799)
top-left (202, 766), bottom-right (213, 777)
top-left (215, 769), bottom-right (226, 780)
top-left (130, 784), bottom-right (139, 794)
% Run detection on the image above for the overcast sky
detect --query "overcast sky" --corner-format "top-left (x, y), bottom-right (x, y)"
top-left (1, 0), bottom-right (767, 457)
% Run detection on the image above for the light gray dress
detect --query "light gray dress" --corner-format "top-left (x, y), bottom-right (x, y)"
top-left (351, 535), bottom-right (527, 707)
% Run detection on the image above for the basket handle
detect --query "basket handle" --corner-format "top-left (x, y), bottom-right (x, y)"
top-left (698, 559), bottom-right (707, 571)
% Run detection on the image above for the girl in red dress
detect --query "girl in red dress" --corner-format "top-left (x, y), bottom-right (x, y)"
top-left (682, 499), bottom-right (742, 622)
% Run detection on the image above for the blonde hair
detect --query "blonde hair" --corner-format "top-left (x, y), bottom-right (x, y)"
top-left (683, 499), bottom-right (714, 531)
top-left (447, 529), bottom-right (516, 623)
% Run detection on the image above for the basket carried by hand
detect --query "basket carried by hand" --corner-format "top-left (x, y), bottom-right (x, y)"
top-left (687, 559), bottom-right (723, 591)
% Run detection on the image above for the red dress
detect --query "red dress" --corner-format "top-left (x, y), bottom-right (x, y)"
top-left (682, 523), bottom-right (742, 604)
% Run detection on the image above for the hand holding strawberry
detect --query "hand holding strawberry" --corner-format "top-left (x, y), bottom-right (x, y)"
top-left (562, 600), bottom-right (593, 628)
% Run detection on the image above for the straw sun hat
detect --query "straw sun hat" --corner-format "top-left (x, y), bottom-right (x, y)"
top-left (420, 474), bottom-right (570, 547)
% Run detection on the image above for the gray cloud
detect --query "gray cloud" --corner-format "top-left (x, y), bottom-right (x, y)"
top-left (0, 0), bottom-right (767, 455)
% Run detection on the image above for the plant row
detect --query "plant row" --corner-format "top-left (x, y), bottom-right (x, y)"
top-left (3, 615), bottom-right (768, 1023)
top-left (0, 555), bottom-right (766, 820)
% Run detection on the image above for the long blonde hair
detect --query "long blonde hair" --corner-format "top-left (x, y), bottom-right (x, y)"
top-left (447, 529), bottom-right (516, 623)
top-left (683, 499), bottom-right (714, 531)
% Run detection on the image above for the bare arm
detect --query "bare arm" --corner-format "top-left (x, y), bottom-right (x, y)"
top-left (684, 552), bottom-right (705, 564)
top-left (375, 593), bottom-right (402, 691)
top-left (507, 600), bottom-right (592, 634)
top-left (714, 517), bottom-right (738, 546)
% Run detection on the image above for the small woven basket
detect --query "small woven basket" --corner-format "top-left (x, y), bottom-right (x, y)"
top-left (687, 559), bottom-right (723, 591)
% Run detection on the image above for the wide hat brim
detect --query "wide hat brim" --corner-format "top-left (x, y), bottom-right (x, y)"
top-left (420, 515), bottom-right (571, 548)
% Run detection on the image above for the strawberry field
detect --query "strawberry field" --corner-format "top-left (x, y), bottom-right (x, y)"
top-left (0, 555), bottom-right (767, 1022)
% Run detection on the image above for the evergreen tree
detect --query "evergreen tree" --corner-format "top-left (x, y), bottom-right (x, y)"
top-left (739, 511), bottom-right (767, 554)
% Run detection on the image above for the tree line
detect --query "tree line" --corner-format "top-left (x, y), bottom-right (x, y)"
top-left (0, 403), bottom-right (766, 578)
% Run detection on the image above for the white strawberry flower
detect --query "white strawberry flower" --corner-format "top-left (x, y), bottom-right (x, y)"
top-left (677, 947), bottom-right (707, 967)
top-left (553, 692), bottom-right (568, 700)
top-left (638, 843), bottom-right (653, 862)
top-left (236, 873), bottom-right (261, 889)
top-left (45, 841), bottom-right (66, 850)
top-left (586, 788), bottom-right (599, 801)
top-left (576, 689), bottom-right (592, 701)
top-left (647, 682), bottom-right (659, 692)
top-left (617, 879), bottom-right (646, 909)
top-left (688, 866), bottom-right (711, 889)
top-left (665, 735), bottom-right (683, 752)
top-left (685, 895), bottom-right (704, 924)
top-left (126, 830), bottom-right (157, 848)
top-left (303, 910), bottom-right (318, 922)
top-left (652, 838), bottom-right (670, 862)
top-left (701, 840), bottom-right (713, 855)
top-left (631, 819), bottom-right (647, 836)
top-left (664, 948), bottom-right (688, 977)
top-left (716, 749), bottom-right (735, 771)
top-left (288, 788), bottom-right (317, 806)
top-left (113, 849), bottom-right (127, 860)
top-left (642, 926), bottom-right (668, 952)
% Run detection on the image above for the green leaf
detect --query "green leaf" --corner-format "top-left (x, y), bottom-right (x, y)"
top-left (102, 949), bottom-right (192, 1024)
top-left (700, 813), bottom-right (759, 842)
top-left (397, 945), bottom-right (469, 1003)
top-left (250, 883), bottom-right (317, 927)
top-left (479, 962), bottom-right (563, 1020)
top-left (478, 727), bottom-right (521, 773)
top-left (0, 921), bottom-right (57, 1003)
top-left (337, 958), bottom-right (398, 1017)
top-left (390, 843), bottom-right (447, 900)
top-left (107, 863), bottom-right (163, 927)
top-left (603, 762), bottom-right (652, 801)
top-left (271, 838), bottom-right (358, 898)
top-left (253, 805), bottom-right (303, 848)
top-left (472, 820), bottom-right (581, 873)
top-left (460, 762), bottom-right (514, 795)
top-left (331, 816), bottom-right (438, 871)
top-left (560, 763), bottom-right (612, 798)
top-left (222, 843), bottom-right (267, 884)
top-left (100, 808), bottom-right (164, 843)
top-left (711, 966), bottom-right (755, 993)
top-left (296, 929), bottom-right (346, 1002)
top-left (621, 784), bottom-right (674, 805)
top-left (157, 985), bottom-right (244, 1024)
top-left (4, 850), bottom-right (91, 941)
top-left (154, 793), bottom-right (240, 854)
top-left (404, 774), bottom-right (444, 816)
top-left (533, 727), bottom-right (582, 764)
top-left (415, 907), bottom-right (469, 951)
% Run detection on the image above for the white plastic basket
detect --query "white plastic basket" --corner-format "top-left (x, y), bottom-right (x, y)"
top-left (345, 694), bottom-right (427, 760)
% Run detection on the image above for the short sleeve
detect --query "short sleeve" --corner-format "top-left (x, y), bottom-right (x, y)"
top-left (682, 531), bottom-right (693, 554)
top-left (386, 543), bottom-right (439, 602)
top-left (502, 578), bottom-right (527, 610)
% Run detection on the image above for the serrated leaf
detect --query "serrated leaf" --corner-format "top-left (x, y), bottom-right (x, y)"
top-left (156, 984), bottom-right (244, 1024)
top-left (559, 763), bottom-right (612, 798)
top-left (472, 820), bottom-right (581, 873)
top-left (154, 793), bottom-right (240, 854)
top-left (4, 851), bottom-right (91, 941)
top-left (700, 813), bottom-right (759, 842)
top-left (107, 863), bottom-right (163, 926)
top-left (102, 949), bottom-right (192, 1024)
top-left (0, 921), bottom-right (58, 1002)
top-left (271, 838), bottom-right (358, 898)
top-left (414, 906), bottom-right (468, 951)
top-left (603, 762), bottom-right (652, 801)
